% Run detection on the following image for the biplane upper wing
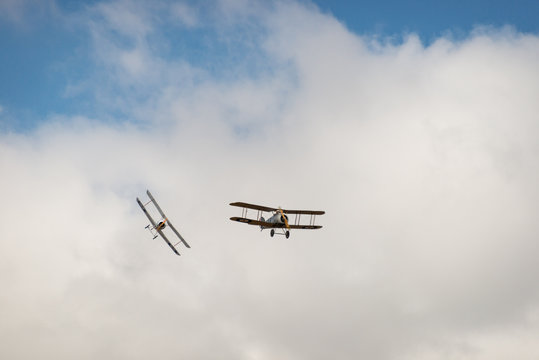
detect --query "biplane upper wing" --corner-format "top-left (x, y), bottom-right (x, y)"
top-left (230, 202), bottom-right (324, 215)
top-left (156, 229), bottom-right (181, 256)
top-left (229, 202), bottom-right (277, 212)
top-left (167, 220), bottom-right (190, 248)
top-left (137, 197), bottom-right (158, 227)
top-left (146, 190), bottom-right (167, 219)
top-left (230, 217), bottom-right (281, 228)
top-left (282, 209), bottom-right (325, 215)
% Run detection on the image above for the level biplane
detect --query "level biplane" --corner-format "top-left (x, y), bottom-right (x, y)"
top-left (229, 202), bottom-right (325, 238)
top-left (136, 190), bottom-right (190, 256)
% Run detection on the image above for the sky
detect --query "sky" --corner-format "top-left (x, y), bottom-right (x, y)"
top-left (1, 0), bottom-right (539, 359)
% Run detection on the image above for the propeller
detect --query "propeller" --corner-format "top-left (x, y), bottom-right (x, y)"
top-left (157, 218), bottom-right (168, 230)
top-left (278, 208), bottom-right (290, 229)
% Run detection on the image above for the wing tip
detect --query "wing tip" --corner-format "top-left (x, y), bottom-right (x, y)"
top-left (171, 245), bottom-right (181, 256)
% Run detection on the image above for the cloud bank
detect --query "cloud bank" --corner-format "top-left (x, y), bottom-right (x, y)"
top-left (1, 1), bottom-right (539, 359)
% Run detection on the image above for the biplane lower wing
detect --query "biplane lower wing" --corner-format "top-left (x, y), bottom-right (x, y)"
top-left (157, 229), bottom-right (181, 256)
top-left (288, 224), bottom-right (322, 229)
top-left (168, 221), bottom-right (190, 248)
top-left (137, 197), bottom-right (157, 227)
top-left (230, 217), bottom-right (322, 230)
top-left (230, 217), bottom-right (281, 228)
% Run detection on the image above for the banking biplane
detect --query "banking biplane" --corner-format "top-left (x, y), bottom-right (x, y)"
top-left (136, 190), bottom-right (190, 256)
top-left (229, 202), bottom-right (325, 238)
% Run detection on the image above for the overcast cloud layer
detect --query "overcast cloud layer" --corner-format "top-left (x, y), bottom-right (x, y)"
top-left (1, 1), bottom-right (539, 359)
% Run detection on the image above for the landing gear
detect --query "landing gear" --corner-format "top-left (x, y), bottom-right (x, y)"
top-left (269, 229), bottom-right (290, 238)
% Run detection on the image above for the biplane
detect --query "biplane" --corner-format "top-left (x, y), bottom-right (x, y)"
top-left (136, 190), bottom-right (190, 256)
top-left (229, 202), bottom-right (325, 238)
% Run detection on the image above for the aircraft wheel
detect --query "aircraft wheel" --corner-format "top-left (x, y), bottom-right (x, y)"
top-left (285, 231), bottom-right (290, 239)
top-left (270, 229), bottom-right (275, 237)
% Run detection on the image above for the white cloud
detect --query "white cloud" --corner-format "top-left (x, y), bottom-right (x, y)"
top-left (171, 2), bottom-right (199, 28)
top-left (0, 0), bottom-right (29, 22)
top-left (0, 0), bottom-right (58, 27)
top-left (2, 1), bottom-right (539, 359)
top-left (91, 0), bottom-right (154, 40)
